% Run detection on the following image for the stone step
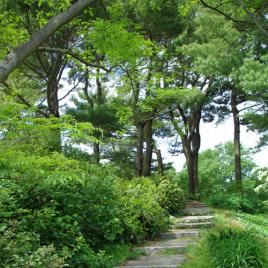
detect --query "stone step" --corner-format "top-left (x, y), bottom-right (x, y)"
top-left (114, 255), bottom-right (186, 268)
top-left (185, 201), bottom-right (208, 207)
top-left (135, 239), bottom-right (196, 255)
top-left (178, 215), bottom-right (215, 223)
top-left (183, 207), bottom-right (212, 216)
top-left (184, 201), bottom-right (212, 216)
top-left (158, 229), bottom-right (200, 240)
top-left (174, 221), bottom-right (214, 229)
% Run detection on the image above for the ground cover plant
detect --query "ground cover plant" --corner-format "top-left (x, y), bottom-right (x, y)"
top-left (0, 169), bottom-right (179, 267)
top-left (181, 211), bottom-right (268, 268)
top-left (207, 229), bottom-right (265, 268)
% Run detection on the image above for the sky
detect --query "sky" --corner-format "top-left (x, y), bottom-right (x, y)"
top-left (159, 117), bottom-right (268, 171)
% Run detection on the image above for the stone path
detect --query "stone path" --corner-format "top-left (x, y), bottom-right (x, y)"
top-left (115, 201), bottom-right (214, 268)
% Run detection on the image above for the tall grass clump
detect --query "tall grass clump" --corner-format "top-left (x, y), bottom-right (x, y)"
top-left (207, 229), bottom-right (266, 268)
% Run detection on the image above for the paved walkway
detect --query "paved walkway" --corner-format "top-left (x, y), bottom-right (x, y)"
top-left (115, 201), bottom-right (214, 268)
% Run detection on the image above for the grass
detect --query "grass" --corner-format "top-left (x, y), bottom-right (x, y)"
top-left (180, 236), bottom-right (214, 268)
top-left (180, 210), bottom-right (268, 268)
top-left (104, 244), bottom-right (142, 267)
top-left (233, 212), bottom-right (268, 237)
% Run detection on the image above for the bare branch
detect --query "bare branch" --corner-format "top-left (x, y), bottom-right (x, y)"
top-left (38, 47), bottom-right (112, 72)
top-left (58, 78), bottom-right (82, 102)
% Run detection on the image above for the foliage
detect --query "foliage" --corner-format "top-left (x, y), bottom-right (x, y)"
top-left (207, 192), bottom-right (260, 213)
top-left (1, 0), bottom-right (268, 266)
top-left (234, 212), bottom-right (268, 238)
top-left (116, 177), bottom-right (169, 244)
top-left (207, 229), bottom-right (266, 268)
top-left (0, 168), bottom-right (124, 266)
top-left (152, 175), bottom-right (186, 214)
top-left (180, 236), bottom-right (214, 268)
top-left (0, 221), bottom-right (66, 268)
top-left (0, 162), bottom-right (181, 266)
top-left (192, 141), bottom-right (265, 212)
top-left (89, 19), bottom-right (153, 66)
top-left (197, 141), bottom-right (256, 196)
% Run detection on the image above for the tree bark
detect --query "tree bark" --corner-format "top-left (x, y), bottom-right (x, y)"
top-left (136, 122), bottom-right (145, 177)
top-left (231, 91), bottom-right (242, 192)
top-left (154, 146), bottom-right (164, 176)
top-left (0, 0), bottom-right (94, 83)
top-left (93, 142), bottom-right (100, 164)
top-left (180, 110), bottom-right (201, 197)
top-left (46, 54), bottom-right (65, 117)
top-left (186, 151), bottom-right (199, 196)
top-left (142, 119), bottom-right (153, 177)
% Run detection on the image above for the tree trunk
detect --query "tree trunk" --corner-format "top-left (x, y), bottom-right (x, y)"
top-left (154, 146), bottom-right (164, 176)
top-left (47, 78), bottom-right (60, 117)
top-left (45, 51), bottom-right (65, 151)
top-left (231, 91), bottom-right (242, 192)
top-left (186, 153), bottom-right (196, 197)
top-left (136, 122), bottom-right (145, 177)
top-left (142, 119), bottom-right (153, 176)
top-left (0, 0), bottom-right (94, 83)
top-left (181, 110), bottom-right (201, 197)
top-left (93, 142), bottom-right (100, 164)
top-left (186, 150), bottom-right (199, 195)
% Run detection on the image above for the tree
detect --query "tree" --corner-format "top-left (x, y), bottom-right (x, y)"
top-left (0, 0), bottom-right (94, 83)
top-left (175, 9), bottom-right (258, 193)
top-left (195, 0), bottom-right (268, 148)
top-left (197, 141), bottom-right (256, 198)
top-left (198, 0), bottom-right (268, 39)
top-left (66, 68), bottom-right (122, 164)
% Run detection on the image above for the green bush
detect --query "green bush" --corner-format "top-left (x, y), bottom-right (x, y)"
top-left (207, 229), bottom-right (266, 268)
top-left (0, 171), bottom-right (124, 267)
top-left (0, 221), bottom-right (66, 267)
top-left (156, 178), bottom-right (186, 214)
top-left (9, 177), bottom-right (122, 248)
top-left (116, 177), bottom-right (169, 244)
top-left (207, 192), bottom-right (262, 213)
top-left (0, 168), bottom-right (176, 266)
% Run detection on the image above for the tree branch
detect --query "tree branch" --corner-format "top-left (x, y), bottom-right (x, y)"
top-left (0, 0), bottom-right (94, 83)
top-left (38, 47), bottom-right (112, 72)
top-left (199, 0), bottom-right (253, 26)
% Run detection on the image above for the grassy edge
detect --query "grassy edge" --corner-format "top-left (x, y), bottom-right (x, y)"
top-left (180, 209), bottom-right (268, 268)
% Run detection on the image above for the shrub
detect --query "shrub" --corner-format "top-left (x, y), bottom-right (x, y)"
top-left (157, 178), bottom-right (186, 214)
top-left (8, 176), bottom-right (123, 248)
top-left (0, 221), bottom-right (66, 268)
top-left (0, 171), bottom-right (172, 266)
top-left (15, 245), bottom-right (66, 268)
top-left (0, 171), bottom-right (124, 267)
top-left (116, 177), bottom-right (169, 244)
top-left (207, 192), bottom-right (262, 213)
top-left (207, 229), bottom-right (266, 268)
top-left (262, 200), bottom-right (268, 213)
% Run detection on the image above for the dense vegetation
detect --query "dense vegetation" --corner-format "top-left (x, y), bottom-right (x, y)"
top-left (0, 0), bottom-right (267, 267)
